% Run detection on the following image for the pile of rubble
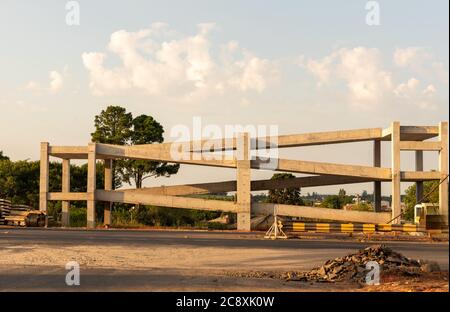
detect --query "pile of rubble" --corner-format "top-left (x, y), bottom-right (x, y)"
top-left (286, 244), bottom-right (440, 283)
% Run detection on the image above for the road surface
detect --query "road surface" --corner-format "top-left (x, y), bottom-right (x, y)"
top-left (0, 228), bottom-right (448, 291)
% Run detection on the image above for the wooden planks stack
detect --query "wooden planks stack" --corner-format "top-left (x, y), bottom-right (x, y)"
top-left (0, 199), bottom-right (12, 225)
top-left (0, 199), bottom-right (46, 227)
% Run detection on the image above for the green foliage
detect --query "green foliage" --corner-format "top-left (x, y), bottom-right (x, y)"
top-left (70, 207), bottom-right (87, 227)
top-left (111, 205), bottom-right (222, 228)
top-left (403, 180), bottom-right (440, 221)
top-left (351, 202), bottom-right (372, 211)
top-left (267, 173), bottom-right (304, 205)
top-left (91, 106), bottom-right (179, 189)
top-left (0, 159), bottom-right (104, 212)
top-left (322, 189), bottom-right (353, 209)
top-left (0, 151), bottom-right (9, 161)
top-left (0, 159), bottom-right (39, 206)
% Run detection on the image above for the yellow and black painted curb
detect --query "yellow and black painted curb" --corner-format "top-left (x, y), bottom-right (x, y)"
top-left (283, 222), bottom-right (424, 233)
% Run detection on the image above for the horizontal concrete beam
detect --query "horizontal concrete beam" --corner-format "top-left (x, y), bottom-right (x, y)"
top-left (48, 192), bottom-right (88, 201)
top-left (399, 141), bottom-right (442, 151)
top-left (382, 126), bottom-right (439, 141)
top-left (253, 202), bottom-right (391, 224)
top-left (119, 175), bottom-right (374, 196)
top-left (401, 171), bottom-right (441, 181)
top-left (96, 143), bottom-right (236, 168)
top-left (95, 190), bottom-right (238, 212)
top-left (254, 158), bottom-right (391, 180)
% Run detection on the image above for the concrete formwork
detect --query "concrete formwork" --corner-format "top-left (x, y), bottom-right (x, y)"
top-left (39, 121), bottom-right (449, 229)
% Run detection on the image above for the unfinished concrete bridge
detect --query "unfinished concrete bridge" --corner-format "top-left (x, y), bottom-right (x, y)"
top-left (39, 121), bottom-right (448, 230)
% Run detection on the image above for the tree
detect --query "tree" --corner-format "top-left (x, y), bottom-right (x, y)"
top-left (267, 173), bottom-right (304, 205)
top-left (403, 180), bottom-right (440, 221)
top-left (122, 115), bottom-right (179, 188)
top-left (322, 195), bottom-right (341, 209)
top-left (0, 151), bottom-right (9, 161)
top-left (91, 106), bottom-right (133, 189)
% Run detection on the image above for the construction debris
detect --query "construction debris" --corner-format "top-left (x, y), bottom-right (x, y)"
top-left (287, 245), bottom-right (439, 283)
top-left (227, 245), bottom-right (441, 285)
top-left (0, 199), bottom-right (46, 227)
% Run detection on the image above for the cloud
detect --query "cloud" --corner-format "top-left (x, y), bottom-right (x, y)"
top-left (394, 47), bottom-right (448, 84)
top-left (49, 70), bottom-right (64, 92)
top-left (393, 78), bottom-right (420, 97)
top-left (303, 47), bottom-right (392, 109)
top-left (82, 23), bottom-right (278, 99)
top-left (393, 47), bottom-right (430, 67)
top-left (25, 67), bottom-right (67, 94)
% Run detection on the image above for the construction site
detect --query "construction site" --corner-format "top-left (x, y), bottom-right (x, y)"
top-left (37, 121), bottom-right (448, 233)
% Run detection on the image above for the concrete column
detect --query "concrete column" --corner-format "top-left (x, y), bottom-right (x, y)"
top-left (391, 122), bottom-right (401, 223)
top-left (438, 122), bottom-right (448, 220)
top-left (61, 159), bottom-right (70, 227)
top-left (373, 140), bottom-right (382, 212)
top-left (39, 142), bottom-right (49, 212)
top-left (415, 150), bottom-right (424, 204)
top-left (87, 143), bottom-right (97, 229)
top-left (104, 159), bottom-right (113, 227)
top-left (236, 133), bottom-right (251, 231)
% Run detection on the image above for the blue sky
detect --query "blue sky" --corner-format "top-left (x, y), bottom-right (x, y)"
top-left (0, 0), bottom-right (448, 195)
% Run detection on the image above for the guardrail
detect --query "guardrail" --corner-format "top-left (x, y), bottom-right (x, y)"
top-left (283, 221), bottom-right (425, 233)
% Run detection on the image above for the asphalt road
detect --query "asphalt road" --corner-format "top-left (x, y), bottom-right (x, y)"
top-left (0, 228), bottom-right (448, 291)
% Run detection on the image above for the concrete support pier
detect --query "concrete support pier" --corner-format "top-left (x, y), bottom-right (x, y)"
top-left (236, 133), bottom-right (251, 231)
top-left (61, 158), bottom-right (70, 227)
top-left (439, 122), bottom-right (449, 220)
top-left (373, 140), bottom-right (382, 212)
top-left (415, 150), bottom-right (424, 204)
top-left (87, 143), bottom-right (97, 229)
top-left (39, 142), bottom-right (49, 212)
top-left (104, 159), bottom-right (113, 227)
top-left (391, 122), bottom-right (401, 223)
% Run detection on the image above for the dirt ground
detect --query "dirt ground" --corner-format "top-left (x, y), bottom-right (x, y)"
top-left (0, 228), bottom-right (448, 291)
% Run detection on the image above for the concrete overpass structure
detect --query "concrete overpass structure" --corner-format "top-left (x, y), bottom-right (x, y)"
top-left (39, 121), bottom-right (448, 230)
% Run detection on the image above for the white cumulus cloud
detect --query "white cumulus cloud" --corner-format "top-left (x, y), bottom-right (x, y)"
top-left (82, 23), bottom-right (278, 99)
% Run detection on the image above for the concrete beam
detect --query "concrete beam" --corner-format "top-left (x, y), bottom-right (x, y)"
top-left (253, 203), bottom-right (391, 224)
top-left (391, 122), bottom-right (401, 224)
top-left (87, 143), bottom-right (96, 229)
top-left (95, 190), bottom-right (238, 212)
top-left (39, 142), bottom-right (49, 212)
top-left (439, 122), bottom-right (448, 219)
top-left (61, 159), bottom-right (70, 227)
top-left (96, 143), bottom-right (236, 168)
top-left (118, 175), bottom-right (373, 198)
top-left (48, 192), bottom-right (89, 201)
top-left (399, 141), bottom-right (442, 151)
top-left (255, 158), bottom-right (391, 180)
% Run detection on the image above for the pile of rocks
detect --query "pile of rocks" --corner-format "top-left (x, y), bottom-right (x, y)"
top-left (287, 244), bottom-right (440, 283)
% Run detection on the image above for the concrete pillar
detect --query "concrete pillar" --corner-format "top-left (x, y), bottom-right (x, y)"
top-left (391, 122), bottom-right (401, 223)
top-left (87, 143), bottom-right (97, 229)
top-left (438, 122), bottom-right (448, 220)
top-left (373, 140), bottom-right (382, 212)
top-left (61, 159), bottom-right (70, 227)
top-left (39, 142), bottom-right (49, 212)
top-left (236, 133), bottom-right (251, 231)
top-left (415, 150), bottom-right (424, 204)
top-left (104, 159), bottom-right (113, 227)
